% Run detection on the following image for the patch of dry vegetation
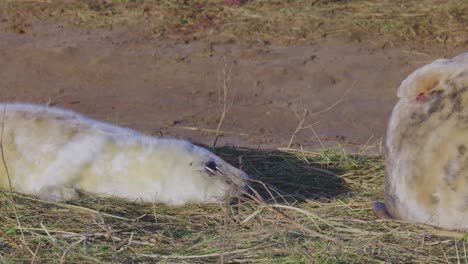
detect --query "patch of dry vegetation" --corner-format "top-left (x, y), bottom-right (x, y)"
top-left (1, 0), bottom-right (467, 46)
top-left (0, 1), bottom-right (467, 262)
top-left (1, 146), bottom-right (467, 263)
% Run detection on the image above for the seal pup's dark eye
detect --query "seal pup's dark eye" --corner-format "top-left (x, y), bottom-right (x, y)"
top-left (205, 160), bottom-right (220, 176)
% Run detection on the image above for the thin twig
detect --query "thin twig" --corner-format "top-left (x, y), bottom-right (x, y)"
top-left (440, 244), bottom-right (450, 263)
top-left (219, 192), bottom-right (231, 264)
top-left (287, 108), bottom-right (308, 148)
top-left (240, 209), bottom-right (262, 225)
top-left (138, 247), bottom-right (256, 260)
top-left (60, 237), bottom-right (86, 264)
top-left (309, 126), bottom-right (326, 149)
top-left (455, 238), bottom-right (461, 264)
top-left (309, 80), bottom-right (357, 117)
top-left (241, 179), bottom-right (337, 242)
top-left (213, 56), bottom-right (236, 150)
top-left (21, 228), bottom-right (85, 238)
top-left (464, 239), bottom-right (467, 264)
top-left (178, 126), bottom-right (249, 136)
top-left (11, 193), bottom-right (131, 221)
top-left (39, 221), bottom-right (57, 245)
top-left (30, 241), bottom-right (41, 264)
top-left (287, 81), bottom-right (356, 148)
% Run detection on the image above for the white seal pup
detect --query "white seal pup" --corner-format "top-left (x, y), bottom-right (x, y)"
top-left (374, 52), bottom-right (468, 230)
top-left (0, 103), bottom-right (249, 205)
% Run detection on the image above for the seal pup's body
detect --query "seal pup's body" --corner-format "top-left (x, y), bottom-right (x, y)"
top-left (378, 52), bottom-right (468, 230)
top-left (0, 103), bottom-right (249, 205)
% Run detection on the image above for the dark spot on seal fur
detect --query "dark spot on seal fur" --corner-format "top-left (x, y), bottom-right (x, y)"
top-left (444, 78), bottom-right (456, 87)
top-left (455, 70), bottom-right (468, 80)
top-left (410, 112), bottom-right (417, 120)
top-left (428, 89), bottom-right (443, 97)
top-left (452, 96), bottom-right (463, 113)
top-left (410, 111), bottom-right (428, 123)
top-left (443, 162), bottom-right (459, 192)
top-left (430, 194), bottom-right (440, 205)
top-left (54, 116), bottom-right (69, 121)
top-left (408, 89), bottom-right (446, 125)
top-left (59, 113), bottom-right (81, 121)
top-left (447, 86), bottom-right (468, 114)
top-left (464, 196), bottom-right (468, 208)
top-left (448, 86), bottom-right (468, 100)
top-left (427, 90), bottom-right (445, 115)
top-left (458, 145), bottom-right (466, 156)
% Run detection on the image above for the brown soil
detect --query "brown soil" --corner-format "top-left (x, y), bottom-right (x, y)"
top-left (0, 4), bottom-right (466, 152)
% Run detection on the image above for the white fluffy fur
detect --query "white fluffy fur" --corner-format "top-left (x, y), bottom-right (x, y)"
top-left (0, 103), bottom-right (249, 205)
top-left (385, 52), bottom-right (468, 230)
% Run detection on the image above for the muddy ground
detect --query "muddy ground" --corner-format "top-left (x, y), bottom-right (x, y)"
top-left (0, 4), bottom-right (466, 152)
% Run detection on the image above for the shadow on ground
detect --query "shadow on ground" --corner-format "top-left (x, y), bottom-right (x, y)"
top-left (214, 146), bottom-right (354, 203)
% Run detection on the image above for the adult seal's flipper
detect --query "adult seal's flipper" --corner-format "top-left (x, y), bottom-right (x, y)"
top-left (372, 202), bottom-right (393, 219)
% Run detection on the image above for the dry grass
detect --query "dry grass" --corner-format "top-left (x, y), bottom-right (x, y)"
top-left (1, 146), bottom-right (467, 263)
top-left (1, 0), bottom-right (467, 47)
top-left (0, 1), bottom-right (467, 262)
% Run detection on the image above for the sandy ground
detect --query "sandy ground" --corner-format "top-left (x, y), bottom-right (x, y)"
top-left (0, 21), bottom-right (465, 152)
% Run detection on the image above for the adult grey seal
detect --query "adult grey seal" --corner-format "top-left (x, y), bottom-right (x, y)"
top-left (375, 52), bottom-right (468, 230)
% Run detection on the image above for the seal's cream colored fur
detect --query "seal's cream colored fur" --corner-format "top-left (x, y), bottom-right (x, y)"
top-left (0, 103), bottom-right (249, 205)
top-left (384, 52), bottom-right (468, 230)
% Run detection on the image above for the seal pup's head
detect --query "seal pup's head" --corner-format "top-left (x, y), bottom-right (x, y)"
top-left (151, 139), bottom-right (250, 205)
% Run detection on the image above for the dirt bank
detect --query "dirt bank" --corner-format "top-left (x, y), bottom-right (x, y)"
top-left (0, 2), bottom-right (466, 151)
